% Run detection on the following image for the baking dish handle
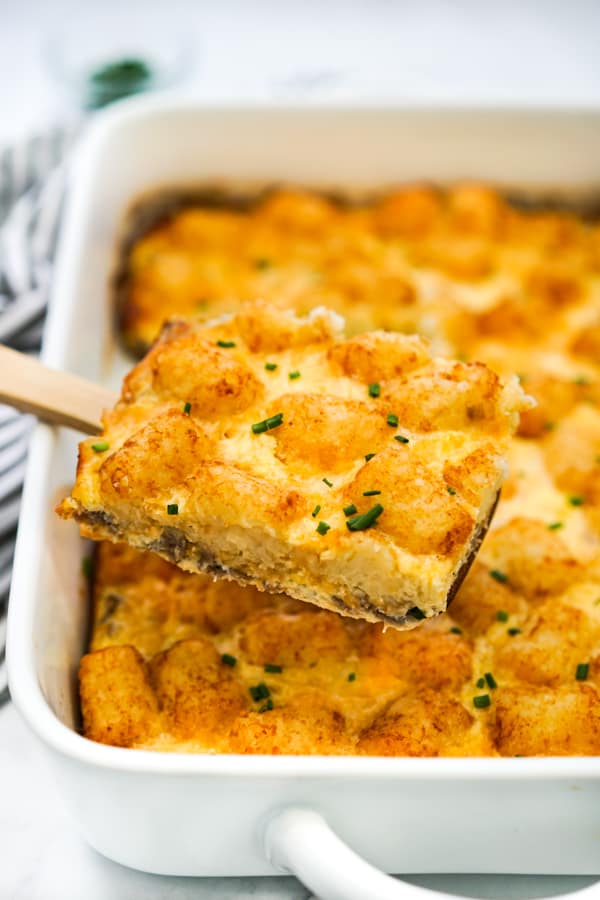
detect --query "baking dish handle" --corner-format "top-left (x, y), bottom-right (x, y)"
top-left (264, 807), bottom-right (600, 900)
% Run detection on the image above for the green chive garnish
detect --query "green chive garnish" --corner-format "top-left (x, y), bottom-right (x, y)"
top-left (183, 401), bottom-right (192, 415)
top-left (323, 477), bottom-right (333, 487)
top-left (348, 672), bottom-right (356, 682)
top-left (362, 490), bottom-right (381, 497)
top-left (450, 626), bottom-right (462, 635)
top-left (265, 362), bottom-right (277, 371)
top-left (485, 672), bottom-right (497, 689)
top-left (346, 503), bottom-right (383, 532)
top-left (368, 382), bottom-right (381, 398)
top-left (249, 683), bottom-right (270, 702)
top-left (258, 698), bottom-right (274, 712)
top-left (476, 677), bottom-right (485, 689)
top-left (364, 453), bottom-right (376, 462)
top-left (394, 435), bottom-right (409, 444)
top-left (316, 521), bottom-right (331, 535)
top-left (251, 412), bottom-right (284, 434)
top-left (507, 627), bottom-right (521, 636)
top-left (574, 375), bottom-right (589, 385)
top-left (289, 370), bottom-right (301, 380)
top-left (408, 606), bottom-right (425, 620)
top-left (254, 258), bottom-right (271, 270)
top-left (548, 521), bottom-right (563, 530)
top-left (167, 503), bottom-right (179, 516)
top-left (447, 486), bottom-right (457, 495)
top-left (217, 339), bottom-right (236, 348)
top-left (576, 662), bottom-right (589, 681)
top-left (490, 569), bottom-right (508, 584)
top-left (311, 505), bottom-right (321, 518)
top-left (81, 557), bottom-right (93, 580)
top-left (473, 694), bottom-right (491, 709)
top-left (264, 663), bottom-right (283, 673)
top-left (569, 495), bottom-right (585, 506)
top-left (343, 504), bottom-right (357, 516)
top-left (221, 653), bottom-right (237, 667)
top-left (386, 413), bottom-right (398, 427)
top-left (497, 610), bottom-right (509, 622)
top-left (91, 441), bottom-right (109, 453)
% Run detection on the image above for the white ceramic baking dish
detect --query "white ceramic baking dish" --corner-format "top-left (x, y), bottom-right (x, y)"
top-left (6, 99), bottom-right (600, 900)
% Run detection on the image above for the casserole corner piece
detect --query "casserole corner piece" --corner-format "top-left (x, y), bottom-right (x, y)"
top-left (57, 301), bottom-right (530, 627)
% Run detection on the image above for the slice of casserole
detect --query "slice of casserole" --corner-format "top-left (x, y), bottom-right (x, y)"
top-left (58, 302), bottom-right (530, 627)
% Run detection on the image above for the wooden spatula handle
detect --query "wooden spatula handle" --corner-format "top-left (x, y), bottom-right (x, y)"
top-left (0, 344), bottom-right (117, 435)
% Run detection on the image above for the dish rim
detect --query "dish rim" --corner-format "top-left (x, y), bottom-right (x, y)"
top-left (8, 95), bottom-right (600, 780)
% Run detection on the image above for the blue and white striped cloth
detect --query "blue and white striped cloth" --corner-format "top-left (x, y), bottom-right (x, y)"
top-left (0, 128), bottom-right (73, 703)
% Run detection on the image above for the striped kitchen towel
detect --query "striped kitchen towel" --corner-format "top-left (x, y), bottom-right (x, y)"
top-left (0, 128), bottom-right (74, 703)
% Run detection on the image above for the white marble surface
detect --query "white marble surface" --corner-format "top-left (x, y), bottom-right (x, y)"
top-left (2, 1), bottom-right (600, 897)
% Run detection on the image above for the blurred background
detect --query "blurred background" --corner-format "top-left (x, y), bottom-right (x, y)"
top-left (2, 0), bottom-right (600, 145)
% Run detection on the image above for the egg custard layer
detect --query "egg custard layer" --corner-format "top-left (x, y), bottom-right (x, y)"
top-left (59, 302), bottom-right (526, 627)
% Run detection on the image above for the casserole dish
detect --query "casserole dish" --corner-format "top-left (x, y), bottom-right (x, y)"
top-left (6, 100), bottom-right (600, 897)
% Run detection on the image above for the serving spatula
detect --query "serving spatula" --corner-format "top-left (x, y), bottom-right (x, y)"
top-left (0, 344), bottom-right (116, 434)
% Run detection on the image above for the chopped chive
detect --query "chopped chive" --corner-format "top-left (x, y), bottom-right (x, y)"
top-left (476, 677), bottom-right (485, 689)
top-left (91, 441), bottom-right (110, 453)
top-left (575, 662), bottom-right (589, 681)
top-left (221, 653), bottom-right (237, 667)
top-left (473, 694), bottom-right (491, 709)
top-left (258, 698), bottom-right (274, 712)
top-left (343, 504), bottom-right (358, 516)
top-left (348, 672), bottom-right (356, 682)
top-left (447, 486), bottom-right (457, 495)
top-left (574, 375), bottom-right (589, 385)
top-left (568, 495), bottom-right (585, 506)
top-left (544, 421), bottom-right (555, 431)
top-left (264, 663), bottom-right (283, 673)
top-left (311, 504), bottom-right (321, 518)
top-left (450, 626), bottom-right (463, 635)
top-left (394, 434), bottom-right (409, 444)
top-left (484, 672), bottom-right (497, 690)
top-left (364, 453), bottom-right (376, 462)
top-left (265, 362), bottom-right (277, 371)
top-left (81, 557), bottom-right (93, 580)
top-left (322, 477), bottom-right (333, 487)
top-left (490, 569), bottom-right (508, 584)
top-left (249, 683), bottom-right (270, 702)
top-left (316, 521), bottom-right (331, 535)
top-left (507, 627), bottom-right (521, 636)
top-left (496, 610), bottom-right (509, 622)
top-left (346, 503), bottom-right (384, 532)
top-left (167, 503), bottom-right (179, 516)
top-left (183, 401), bottom-right (192, 415)
top-left (368, 382), bottom-right (381, 398)
top-left (254, 258), bottom-right (271, 270)
top-left (408, 606), bottom-right (425, 620)
top-left (386, 413), bottom-right (399, 427)
top-left (217, 339), bottom-right (236, 348)
top-left (548, 521), bottom-right (563, 530)
top-left (362, 490), bottom-right (381, 497)
top-left (289, 370), bottom-right (301, 380)
top-left (251, 412), bottom-right (284, 434)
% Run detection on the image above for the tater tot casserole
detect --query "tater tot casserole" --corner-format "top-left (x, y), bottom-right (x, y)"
top-left (79, 184), bottom-right (600, 756)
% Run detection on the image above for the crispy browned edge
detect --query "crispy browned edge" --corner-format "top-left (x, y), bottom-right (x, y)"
top-left (111, 181), bottom-right (600, 357)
